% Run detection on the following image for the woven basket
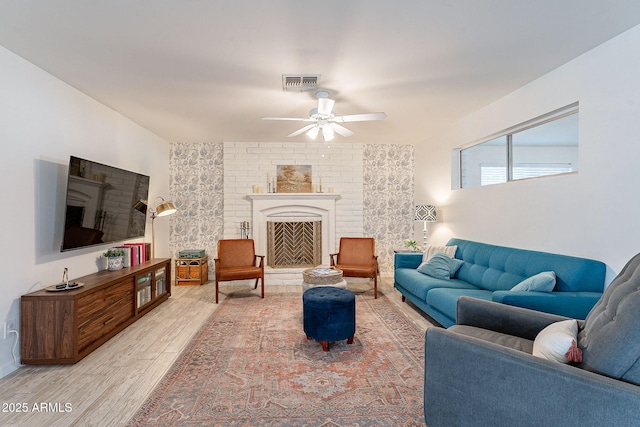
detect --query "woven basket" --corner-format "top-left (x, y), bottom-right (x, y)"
top-left (302, 268), bottom-right (343, 285)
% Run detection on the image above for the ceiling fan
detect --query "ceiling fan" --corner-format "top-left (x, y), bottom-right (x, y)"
top-left (262, 91), bottom-right (386, 141)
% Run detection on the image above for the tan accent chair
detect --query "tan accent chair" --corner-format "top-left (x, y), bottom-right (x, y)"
top-left (330, 237), bottom-right (379, 298)
top-left (214, 239), bottom-right (264, 304)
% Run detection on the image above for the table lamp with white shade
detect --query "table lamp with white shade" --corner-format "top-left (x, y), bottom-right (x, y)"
top-left (414, 205), bottom-right (437, 251)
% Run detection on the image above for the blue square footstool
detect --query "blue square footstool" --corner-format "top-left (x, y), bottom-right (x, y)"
top-left (303, 286), bottom-right (356, 351)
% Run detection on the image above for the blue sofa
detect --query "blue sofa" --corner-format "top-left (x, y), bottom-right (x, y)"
top-left (394, 238), bottom-right (606, 327)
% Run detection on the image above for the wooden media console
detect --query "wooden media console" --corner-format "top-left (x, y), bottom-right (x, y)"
top-left (20, 258), bottom-right (171, 365)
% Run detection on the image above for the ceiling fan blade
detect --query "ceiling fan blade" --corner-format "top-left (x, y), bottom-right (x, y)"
top-left (331, 112), bottom-right (387, 123)
top-left (331, 123), bottom-right (355, 137)
top-left (317, 97), bottom-right (335, 116)
top-left (287, 124), bottom-right (317, 137)
top-left (262, 117), bottom-right (313, 122)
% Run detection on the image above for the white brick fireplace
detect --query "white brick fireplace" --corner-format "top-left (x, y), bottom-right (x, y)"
top-left (222, 142), bottom-right (365, 285)
top-left (247, 193), bottom-right (341, 270)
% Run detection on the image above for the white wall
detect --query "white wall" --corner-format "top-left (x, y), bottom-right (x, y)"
top-left (0, 46), bottom-right (170, 378)
top-left (417, 24), bottom-right (640, 282)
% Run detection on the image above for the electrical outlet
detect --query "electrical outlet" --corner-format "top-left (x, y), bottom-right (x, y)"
top-left (3, 321), bottom-right (15, 339)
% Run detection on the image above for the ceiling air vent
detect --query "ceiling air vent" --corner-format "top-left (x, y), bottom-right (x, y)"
top-left (282, 74), bottom-right (320, 92)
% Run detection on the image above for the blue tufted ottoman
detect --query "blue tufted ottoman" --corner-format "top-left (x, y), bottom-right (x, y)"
top-left (303, 286), bottom-right (356, 351)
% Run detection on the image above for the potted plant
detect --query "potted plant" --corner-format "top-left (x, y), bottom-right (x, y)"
top-left (104, 248), bottom-right (126, 271)
top-left (404, 239), bottom-right (420, 252)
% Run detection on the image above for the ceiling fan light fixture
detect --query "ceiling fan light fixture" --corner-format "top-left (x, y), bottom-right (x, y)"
top-left (263, 89), bottom-right (386, 140)
top-left (317, 99), bottom-right (335, 117)
top-left (322, 125), bottom-right (334, 141)
top-left (307, 125), bottom-right (320, 140)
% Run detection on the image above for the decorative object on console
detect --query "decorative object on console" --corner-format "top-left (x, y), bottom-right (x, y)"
top-left (119, 243), bottom-right (149, 266)
top-left (133, 197), bottom-right (177, 258)
top-left (103, 248), bottom-right (126, 271)
top-left (414, 205), bottom-right (437, 251)
top-left (45, 267), bottom-right (84, 291)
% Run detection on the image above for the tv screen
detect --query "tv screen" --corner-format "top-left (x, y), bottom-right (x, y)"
top-left (61, 156), bottom-right (150, 251)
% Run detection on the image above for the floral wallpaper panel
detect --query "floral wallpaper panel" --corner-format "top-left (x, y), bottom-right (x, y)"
top-left (363, 144), bottom-right (414, 274)
top-left (169, 142), bottom-right (224, 276)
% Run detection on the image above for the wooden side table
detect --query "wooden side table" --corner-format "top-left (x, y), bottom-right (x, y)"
top-left (175, 256), bottom-right (208, 286)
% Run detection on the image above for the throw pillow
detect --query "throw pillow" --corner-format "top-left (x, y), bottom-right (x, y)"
top-left (422, 245), bottom-right (458, 262)
top-left (532, 319), bottom-right (583, 363)
top-left (417, 251), bottom-right (464, 280)
top-left (510, 271), bottom-right (556, 292)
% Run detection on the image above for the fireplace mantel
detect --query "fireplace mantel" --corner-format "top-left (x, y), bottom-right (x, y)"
top-left (246, 193), bottom-right (341, 201)
top-left (247, 193), bottom-right (341, 268)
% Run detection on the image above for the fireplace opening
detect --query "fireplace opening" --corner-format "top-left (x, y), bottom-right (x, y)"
top-left (267, 220), bottom-right (322, 268)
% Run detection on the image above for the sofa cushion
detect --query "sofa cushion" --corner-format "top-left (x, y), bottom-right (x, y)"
top-left (511, 271), bottom-right (556, 292)
top-left (417, 252), bottom-right (464, 280)
top-left (422, 245), bottom-right (457, 262)
top-left (533, 319), bottom-right (581, 363)
top-left (395, 268), bottom-right (476, 301)
top-left (449, 325), bottom-right (534, 353)
top-left (451, 242), bottom-right (528, 291)
top-left (426, 288), bottom-right (493, 320)
top-left (579, 253), bottom-right (640, 385)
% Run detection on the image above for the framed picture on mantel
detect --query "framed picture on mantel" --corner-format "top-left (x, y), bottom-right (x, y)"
top-left (277, 165), bottom-right (312, 193)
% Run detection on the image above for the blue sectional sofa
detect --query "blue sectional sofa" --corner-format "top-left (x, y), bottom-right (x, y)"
top-left (394, 238), bottom-right (606, 327)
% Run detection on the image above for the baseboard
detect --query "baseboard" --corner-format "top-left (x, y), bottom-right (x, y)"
top-left (207, 272), bottom-right (394, 287)
top-left (0, 359), bottom-right (20, 379)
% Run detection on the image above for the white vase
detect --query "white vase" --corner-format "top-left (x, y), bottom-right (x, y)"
top-left (107, 256), bottom-right (124, 271)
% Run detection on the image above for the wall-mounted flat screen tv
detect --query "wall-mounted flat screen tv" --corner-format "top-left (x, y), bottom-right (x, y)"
top-left (61, 156), bottom-right (150, 251)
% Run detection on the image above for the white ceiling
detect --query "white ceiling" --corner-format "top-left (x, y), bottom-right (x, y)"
top-left (1, 1), bottom-right (640, 145)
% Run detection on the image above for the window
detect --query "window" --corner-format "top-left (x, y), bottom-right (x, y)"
top-left (458, 103), bottom-right (578, 189)
top-left (461, 136), bottom-right (506, 188)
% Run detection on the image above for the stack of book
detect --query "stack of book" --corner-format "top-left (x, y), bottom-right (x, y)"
top-left (137, 274), bottom-right (152, 308)
top-left (109, 242), bottom-right (151, 267)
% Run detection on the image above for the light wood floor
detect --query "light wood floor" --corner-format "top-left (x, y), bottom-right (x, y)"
top-left (0, 277), bottom-right (435, 426)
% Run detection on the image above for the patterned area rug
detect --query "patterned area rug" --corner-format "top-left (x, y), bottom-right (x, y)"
top-left (128, 292), bottom-right (426, 426)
